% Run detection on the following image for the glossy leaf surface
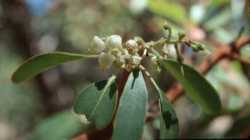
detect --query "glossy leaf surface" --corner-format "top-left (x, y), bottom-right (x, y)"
top-left (12, 52), bottom-right (96, 83)
top-left (74, 76), bottom-right (117, 129)
top-left (160, 60), bottom-right (221, 114)
top-left (112, 71), bottom-right (148, 140)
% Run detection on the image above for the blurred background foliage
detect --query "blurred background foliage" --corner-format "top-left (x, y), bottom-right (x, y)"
top-left (0, 0), bottom-right (249, 139)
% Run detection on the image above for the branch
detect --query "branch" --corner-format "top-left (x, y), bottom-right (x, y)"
top-left (230, 54), bottom-right (250, 65)
top-left (166, 37), bottom-right (250, 103)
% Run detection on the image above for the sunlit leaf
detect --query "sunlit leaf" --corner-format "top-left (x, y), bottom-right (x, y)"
top-left (112, 71), bottom-right (148, 140)
top-left (201, 0), bottom-right (230, 25)
top-left (160, 60), bottom-right (221, 114)
top-left (148, 0), bottom-right (187, 24)
top-left (74, 76), bottom-right (117, 129)
top-left (210, 0), bottom-right (230, 8)
top-left (30, 111), bottom-right (85, 140)
top-left (203, 8), bottom-right (232, 31)
top-left (12, 52), bottom-right (97, 83)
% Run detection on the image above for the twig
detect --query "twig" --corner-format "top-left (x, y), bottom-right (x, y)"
top-left (166, 37), bottom-right (250, 103)
top-left (230, 54), bottom-right (250, 65)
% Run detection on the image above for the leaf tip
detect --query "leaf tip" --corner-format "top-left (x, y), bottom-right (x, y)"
top-left (11, 71), bottom-right (20, 83)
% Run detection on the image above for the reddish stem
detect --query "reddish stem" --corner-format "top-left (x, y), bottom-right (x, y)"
top-left (166, 37), bottom-right (250, 103)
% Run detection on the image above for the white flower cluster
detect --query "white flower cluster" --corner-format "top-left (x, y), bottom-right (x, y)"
top-left (90, 35), bottom-right (143, 71)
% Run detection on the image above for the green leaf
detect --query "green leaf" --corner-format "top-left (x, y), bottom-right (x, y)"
top-left (148, 0), bottom-right (187, 24)
top-left (74, 76), bottom-right (117, 129)
top-left (159, 91), bottom-right (179, 138)
top-left (12, 52), bottom-right (97, 83)
top-left (160, 60), bottom-right (221, 114)
top-left (112, 71), bottom-right (148, 140)
top-left (203, 8), bottom-right (232, 31)
top-left (210, 0), bottom-right (229, 7)
top-left (150, 78), bottom-right (179, 138)
top-left (30, 111), bottom-right (85, 140)
top-left (201, 0), bottom-right (230, 26)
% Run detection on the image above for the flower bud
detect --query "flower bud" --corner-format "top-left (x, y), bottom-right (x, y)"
top-left (114, 55), bottom-right (126, 68)
top-left (150, 56), bottom-right (157, 64)
top-left (89, 36), bottom-right (105, 53)
top-left (162, 45), bottom-right (177, 58)
top-left (131, 55), bottom-right (142, 65)
top-left (98, 52), bottom-right (115, 69)
top-left (191, 43), bottom-right (205, 52)
top-left (105, 35), bottom-right (122, 50)
top-left (125, 39), bottom-right (138, 54)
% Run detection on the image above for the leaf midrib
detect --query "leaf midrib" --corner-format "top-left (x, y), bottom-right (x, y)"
top-left (160, 60), bottom-right (216, 113)
top-left (89, 76), bottom-right (116, 119)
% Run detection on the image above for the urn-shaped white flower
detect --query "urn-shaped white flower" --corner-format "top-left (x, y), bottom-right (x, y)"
top-left (98, 52), bottom-right (115, 69)
top-left (125, 39), bottom-right (139, 54)
top-left (105, 35), bottom-right (122, 50)
top-left (89, 36), bottom-right (105, 53)
top-left (131, 55), bottom-right (142, 65)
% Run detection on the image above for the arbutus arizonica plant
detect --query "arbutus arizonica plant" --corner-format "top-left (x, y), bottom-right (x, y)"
top-left (11, 24), bottom-right (221, 140)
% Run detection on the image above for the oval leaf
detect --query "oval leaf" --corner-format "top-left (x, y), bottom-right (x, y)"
top-left (158, 91), bottom-right (179, 138)
top-left (150, 79), bottom-right (179, 138)
top-left (160, 60), bottom-right (221, 114)
top-left (30, 111), bottom-right (85, 140)
top-left (112, 71), bottom-right (148, 140)
top-left (12, 52), bottom-right (97, 83)
top-left (74, 76), bottom-right (117, 129)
